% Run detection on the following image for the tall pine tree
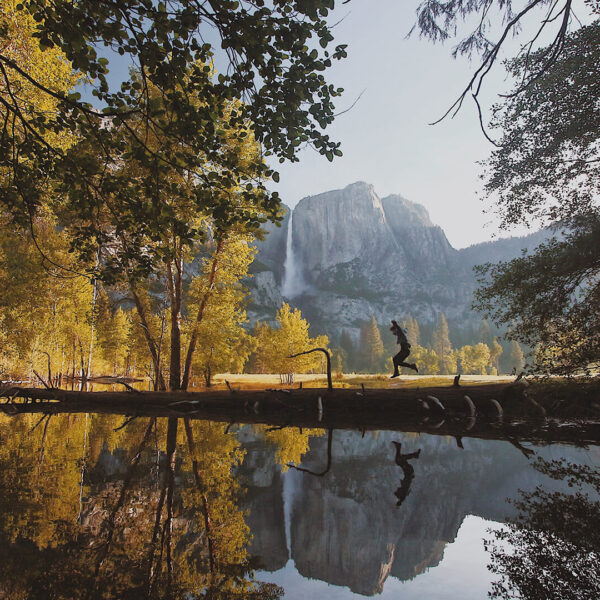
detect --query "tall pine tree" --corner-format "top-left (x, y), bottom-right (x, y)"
top-left (360, 316), bottom-right (385, 373)
top-left (508, 341), bottom-right (526, 374)
top-left (339, 329), bottom-right (356, 373)
top-left (432, 313), bottom-right (455, 374)
top-left (478, 319), bottom-right (493, 345)
top-left (405, 315), bottom-right (420, 346)
top-left (489, 337), bottom-right (503, 374)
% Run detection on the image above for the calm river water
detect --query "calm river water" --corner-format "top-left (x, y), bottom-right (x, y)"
top-left (0, 412), bottom-right (598, 599)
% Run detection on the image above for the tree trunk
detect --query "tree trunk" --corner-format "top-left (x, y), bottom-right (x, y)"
top-left (87, 249), bottom-right (100, 379)
top-left (181, 239), bottom-right (224, 391)
top-left (204, 363), bottom-right (212, 388)
top-left (131, 287), bottom-right (167, 391)
top-left (166, 248), bottom-right (183, 391)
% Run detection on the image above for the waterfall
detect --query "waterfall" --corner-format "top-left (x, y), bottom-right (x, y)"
top-left (281, 209), bottom-right (305, 298)
top-left (283, 469), bottom-right (296, 562)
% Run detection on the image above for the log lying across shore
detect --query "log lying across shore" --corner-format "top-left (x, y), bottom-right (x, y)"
top-left (2, 382), bottom-right (600, 445)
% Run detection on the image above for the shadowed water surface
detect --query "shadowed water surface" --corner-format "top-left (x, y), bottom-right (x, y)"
top-left (0, 412), bottom-right (597, 599)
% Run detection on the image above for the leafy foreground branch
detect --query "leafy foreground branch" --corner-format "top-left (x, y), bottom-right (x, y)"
top-left (474, 19), bottom-right (600, 375)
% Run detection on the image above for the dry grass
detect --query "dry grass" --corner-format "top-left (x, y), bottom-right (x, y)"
top-left (207, 373), bottom-right (515, 391)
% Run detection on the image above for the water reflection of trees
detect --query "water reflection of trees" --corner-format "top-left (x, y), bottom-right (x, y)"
top-left (0, 413), bottom-right (285, 599)
top-left (486, 457), bottom-right (600, 600)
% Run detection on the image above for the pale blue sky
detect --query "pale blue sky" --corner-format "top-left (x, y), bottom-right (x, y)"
top-left (268, 0), bottom-right (593, 248)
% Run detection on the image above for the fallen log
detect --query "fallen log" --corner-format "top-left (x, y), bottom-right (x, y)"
top-left (0, 383), bottom-right (523, 415)
top-left (1, 383), bottom-right (600, 445)
top-left (2, 398), bottom-right (599, 445)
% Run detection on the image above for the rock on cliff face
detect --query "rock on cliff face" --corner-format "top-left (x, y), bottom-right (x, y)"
top-left (293, 182), bottom-right (406, 276)
top-left (382, 194), bottom-right (458, 272)
top-left (293, 182), bottom-right (459, 288)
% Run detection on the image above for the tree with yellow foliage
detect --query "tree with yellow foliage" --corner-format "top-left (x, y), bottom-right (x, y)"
top-left (0, 211), bottom-right (94, 381)
top-left (190, 234), bottom-right (257, 387)
top-left (459, 343), bottom-right (491, 375)
top-left (0, 0), bottom-right (80, 221)
top-left (55, 79), bottom-right (274, 391)
top-left (250, 303), bottom-right (329, 383)
top-left (97, 305), bottom-right (131, 377)
top-left (409, 345), bottom-right (440, 375)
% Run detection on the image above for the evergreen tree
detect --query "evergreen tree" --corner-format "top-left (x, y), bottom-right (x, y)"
top-left (478, 319), bottom-right (493, 346)
top-left (339, 329), bottom-right (356, 373)
top-left (432, 313), bottom-right (454, 374)
top-left (359, 316), bottom-right (385, 373)
top-left (329, 349), bottom-right (343, 375)
top-left (405, 315), bottom-right (420, 346)
top-left (489, 338), bottom-right (503, 374)
top-left (508, 341), bottom-right (526, 374)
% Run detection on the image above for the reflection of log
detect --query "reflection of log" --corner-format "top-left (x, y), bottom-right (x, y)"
top-left (289, 429), bottom-right (334, 476)
top-left (2, 384), bottom-right (600, 444)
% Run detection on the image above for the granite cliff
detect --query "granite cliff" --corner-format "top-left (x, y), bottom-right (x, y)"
top-left (246, 181), bottom-right (548, 338)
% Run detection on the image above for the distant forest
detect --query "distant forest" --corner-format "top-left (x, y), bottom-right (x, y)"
top-left (332, 314), bottom-right (525, 376)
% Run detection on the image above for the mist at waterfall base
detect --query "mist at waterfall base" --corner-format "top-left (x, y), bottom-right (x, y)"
top-left (281, 211), bottom-right (308, 299)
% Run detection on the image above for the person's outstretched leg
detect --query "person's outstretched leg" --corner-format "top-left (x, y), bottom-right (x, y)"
top-left (391, 345), bottom-right (410, 378)
top-left (391, 351), bottom-right (401, 378)
top-left (395, 345), bottom-right (418, 373)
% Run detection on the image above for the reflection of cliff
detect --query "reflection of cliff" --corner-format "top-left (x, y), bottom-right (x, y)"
top-left (244, 475), bottom-right (287, 571)
top-left (236, 433), bottom-right (288, 571)
top-left (289, 432), bottom-right (484, 596)
top-left (239, 429), bottom-right (586, 596)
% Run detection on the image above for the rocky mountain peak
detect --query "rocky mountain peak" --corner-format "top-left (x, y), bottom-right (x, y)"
top-left (293, 182), bottom-right (401, 274)
top-left (381, 194), bottom-right (433, 229)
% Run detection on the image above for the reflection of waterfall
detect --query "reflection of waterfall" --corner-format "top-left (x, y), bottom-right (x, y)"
top-left (281, 210), bottom-right (305, 298)
top-left (283, 469), bottom-right (296, 562)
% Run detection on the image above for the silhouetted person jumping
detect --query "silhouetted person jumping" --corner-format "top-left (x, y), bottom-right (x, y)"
top-left (390, 319), bottom-right (418, 378)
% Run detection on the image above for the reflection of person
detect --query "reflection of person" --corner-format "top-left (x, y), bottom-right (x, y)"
top-left (390, 319), bottom-right (418, 378)
top-left (392, 441), bottom-right (421, 506)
